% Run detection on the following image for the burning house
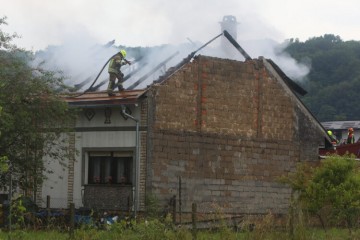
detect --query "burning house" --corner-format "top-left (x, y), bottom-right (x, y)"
top-left (38, 21), bottom-right (331, 219)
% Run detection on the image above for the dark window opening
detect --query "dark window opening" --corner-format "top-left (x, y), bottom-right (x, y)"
top-left (88, 152), bottom-right (132, 185)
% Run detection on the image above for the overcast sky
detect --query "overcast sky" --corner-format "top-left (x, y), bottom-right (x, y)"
top-left (2, 0), bottom-right (360, 51)
top-left (1, 0), bottom-right (359, 89)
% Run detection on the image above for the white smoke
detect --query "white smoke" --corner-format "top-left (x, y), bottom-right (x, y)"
top-left (32, 14), bottom-right (309, 91)
top-left (32, 28), bottom-right (119, 90)
top-left (122, 43), bottom-right (195, 90)
top-left (240, 38), bottom-right (310, 81)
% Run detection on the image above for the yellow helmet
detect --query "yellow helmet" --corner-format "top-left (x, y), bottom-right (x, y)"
top-left (120, 49), bottom-right (127, 58)
top-left (327, 130), bottom-right (333, 136)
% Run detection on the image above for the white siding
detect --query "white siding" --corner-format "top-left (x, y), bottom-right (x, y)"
top-left (41, 105), bottom-right (142, 209)
top-left (41, 134), bottom-right (70, 208)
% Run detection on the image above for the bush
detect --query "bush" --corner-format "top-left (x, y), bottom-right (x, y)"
top-left (282, 154), bottom-right (360, 232)
top-left (145, 193), bottom-right (161, 219)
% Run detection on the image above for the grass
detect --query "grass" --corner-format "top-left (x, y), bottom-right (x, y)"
top-left (0, 230), bottom-right (68, 240)
top-left (0, 226), bottom-right (360, 240)
top-left (1, 207), bottom-right (360, 240)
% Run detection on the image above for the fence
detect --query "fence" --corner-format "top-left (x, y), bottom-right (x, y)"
top-left (2, 195), bottom-right (133, 231)
top-left (4, 195), bottom-right (224, 227)
top-left (1, 194), bottom-right (254, 235)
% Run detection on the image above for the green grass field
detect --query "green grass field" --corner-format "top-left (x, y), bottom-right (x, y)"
top-left (0, 227), bottom-right (359, 240)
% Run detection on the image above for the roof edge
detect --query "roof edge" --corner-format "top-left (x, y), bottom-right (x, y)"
top-left (262, 57), bottom-right (332, 144)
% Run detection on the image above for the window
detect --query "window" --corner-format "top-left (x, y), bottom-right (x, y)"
top-left (88, 152), bottom-right (132, 184)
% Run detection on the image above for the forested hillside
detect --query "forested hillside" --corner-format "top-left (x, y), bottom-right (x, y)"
top-left (283, 34), bottom-right (360, 121)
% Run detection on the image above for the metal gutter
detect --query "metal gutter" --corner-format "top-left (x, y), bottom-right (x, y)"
top-left (120, 105), bottom-right (140, 218)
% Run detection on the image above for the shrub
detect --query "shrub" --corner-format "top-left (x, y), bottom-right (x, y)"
top-left (282, 154), bottom-right (360, 233)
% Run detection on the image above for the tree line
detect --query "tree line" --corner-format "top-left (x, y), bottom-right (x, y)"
top-left (283, 34), bottom-right (360, 121)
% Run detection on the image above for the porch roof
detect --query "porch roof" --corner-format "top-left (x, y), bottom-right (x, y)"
top-left (64, 89), bottom-right (147, 107)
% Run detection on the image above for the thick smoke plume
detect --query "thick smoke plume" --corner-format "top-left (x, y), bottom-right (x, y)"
top-left (32, 16), bottom-right (309, 91)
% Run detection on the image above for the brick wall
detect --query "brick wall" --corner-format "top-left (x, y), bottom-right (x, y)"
top-left (152, 56), bottom-right (296, 139)
top-left (146, 56), bottom-right (322, 215)
top-left (139, 100), bottom-right (148, 210)
top-left (67, 132), bottom-right (75, 206)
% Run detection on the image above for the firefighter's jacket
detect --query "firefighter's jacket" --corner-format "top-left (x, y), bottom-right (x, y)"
top-left (108, 54), bottom-right (127, 74)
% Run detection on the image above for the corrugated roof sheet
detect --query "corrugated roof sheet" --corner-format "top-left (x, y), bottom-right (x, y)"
top-left (321, 121), bottom-right (360, 130)
top-left (64, 89), bottom-right (147, 107)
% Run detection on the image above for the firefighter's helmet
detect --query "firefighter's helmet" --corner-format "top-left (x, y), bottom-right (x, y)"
top-left (120, 49), bottom-right (127, 58)
top-left (327, 130), bottom-right (333, 136)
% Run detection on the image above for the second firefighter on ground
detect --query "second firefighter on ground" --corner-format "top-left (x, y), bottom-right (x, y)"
top-left (107, 49), bottom-right (131, 96)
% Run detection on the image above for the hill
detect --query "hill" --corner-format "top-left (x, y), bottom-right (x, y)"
top-left (282, 34), bottom-right (360, 121)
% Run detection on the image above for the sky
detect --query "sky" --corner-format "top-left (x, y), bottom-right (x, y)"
top-left (1, 0), bottom-right (360, 89)
top-left (2, 0), bottom-right (360, 51)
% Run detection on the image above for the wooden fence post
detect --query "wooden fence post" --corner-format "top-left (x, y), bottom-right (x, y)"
top-left (46, 195), bottom-right (50, 227)
top-left (69, 203), bottom-right (75, 238)
top-left (172, 195), bottom-right (176, 223)
top-left (192, 202), bottom-right (197, 240)
top-left (179, 176), bottom-right (182, 224)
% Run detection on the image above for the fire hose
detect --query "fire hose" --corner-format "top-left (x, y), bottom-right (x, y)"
top-left (69, 30), bottom-right (250, 97)
top-left (70, 53), bottom-right (132, 98)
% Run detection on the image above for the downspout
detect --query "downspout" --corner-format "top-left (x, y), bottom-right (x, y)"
top-left (121, 105), bottom-right (140, 218)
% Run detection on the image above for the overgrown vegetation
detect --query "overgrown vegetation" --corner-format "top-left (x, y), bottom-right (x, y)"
top-left (2, 218), bottom-right (360, 239)
top-left (145, 193), bottom-right (161, 219)
top-left (2, 173), bottom-right (360, 240)
top-left (281, 154), bottom-right (360, 236)
top-left (0, 17), bottom-right (76, 199)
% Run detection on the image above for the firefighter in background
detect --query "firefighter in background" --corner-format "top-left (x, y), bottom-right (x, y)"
top-left (327, 130), bottom-right (338, 145)
top-left (347, 128), bottom-right (355, 144)
top-left (107, 49), bottom-right (131, 96)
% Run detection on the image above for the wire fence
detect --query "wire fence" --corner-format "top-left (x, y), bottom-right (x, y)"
top-left (1, 195), bottom-right (135, 231)
top-left (3, 194), bottom-right (358, 233)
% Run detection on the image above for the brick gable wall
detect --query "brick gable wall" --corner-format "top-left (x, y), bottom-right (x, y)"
top-left (146, 56), bottom-right (322, 215)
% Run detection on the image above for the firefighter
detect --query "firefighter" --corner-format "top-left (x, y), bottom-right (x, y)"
top-left (107, 49), bottom-right (131, 96)
top-left (327, 130), bottom-right (338, 145)
top-left (347, 128), bottom-right (355, 144)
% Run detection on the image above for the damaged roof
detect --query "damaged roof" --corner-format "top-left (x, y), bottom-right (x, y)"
top-left (64, 89), bottom-right (146, 107)
top-left (62, 30), bottom-right (332, 149)
top-left (64, 31), bottom-right (311, 118)
top-left (266, 59), bottom-right (307, 96)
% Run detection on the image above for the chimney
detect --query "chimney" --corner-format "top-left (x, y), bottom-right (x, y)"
top-left (219, 15), bottom-right (239, 57)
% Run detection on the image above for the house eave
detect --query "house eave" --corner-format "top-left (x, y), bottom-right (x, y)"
top-left (63, 89), bottom-right (148, 108)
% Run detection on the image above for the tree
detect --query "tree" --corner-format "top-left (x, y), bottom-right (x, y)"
top-left (282, 155), bottom-right (360, 232)
top-left (0, 17), bottom-right (76, 200)
top-left (283, 34), bottom-right (360, 121)
top-left (0, 105), bottom-right (9, 173)
top-left (317, 105), bottom-right (337, 122)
